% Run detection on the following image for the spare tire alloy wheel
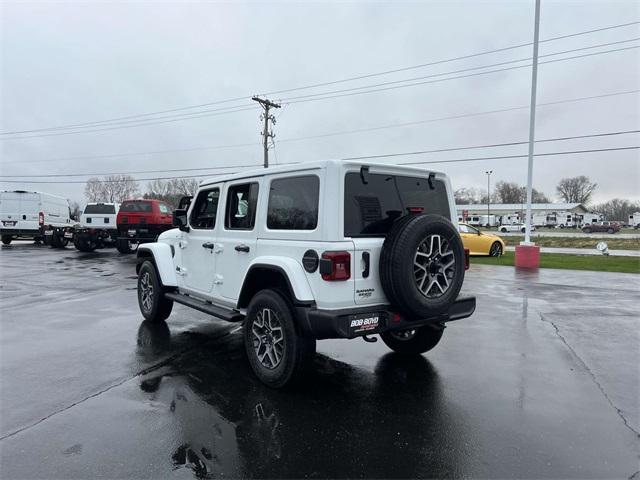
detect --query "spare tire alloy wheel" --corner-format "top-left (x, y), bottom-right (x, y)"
top-left (380, 214), bottom-right (465, 319)
top-left (414, 234), bottom-right (456, 299)
top-left (252, 308), bottom-right (285, 370)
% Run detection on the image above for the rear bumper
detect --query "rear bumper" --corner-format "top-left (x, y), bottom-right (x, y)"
top-left (118, 226), bottom-right (170, 242)
top-left (0, 228), bottom-right (41, 237)
top-left (298, 296), bottom-right (476, 340)
top-left (75, 228), bottom-right (117, 241)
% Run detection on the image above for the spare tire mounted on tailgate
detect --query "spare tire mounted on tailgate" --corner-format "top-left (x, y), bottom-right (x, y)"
top-left (380, 214), bottom-right (465, 319)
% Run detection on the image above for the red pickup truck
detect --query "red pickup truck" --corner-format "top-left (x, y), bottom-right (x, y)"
top-left (582, 221), bottom-right (620, 234)
top-left (116, 199), bottom-right (174, 253)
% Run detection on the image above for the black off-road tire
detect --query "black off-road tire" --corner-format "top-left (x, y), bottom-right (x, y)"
top-left (244, 289), bottom-right (315, 388)
top-left (1, 235), bottom-right (12, 245)
top-left (380, 214), bottom-right (465, 319)
top-left (607, 228), bottom-right (614, 234)
top-left (116, 238), bottom-right (133, 254)
top-left (74, 237), bottom-right (95, 252)
top-left (489, 241), bottom-right (503, 257)
top-left (500, 227), bottom-right (507, 233)
top-left (51, 233), bottom-right (67, 248)
top-left (583, 228), bottom-right (592, 234)
top-left (381, 325), bottom-right (444, 355)
top-left (137, 261), bottom-right (173, 322)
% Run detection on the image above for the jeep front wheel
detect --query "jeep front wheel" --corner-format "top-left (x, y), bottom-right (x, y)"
top-left (381, 325), bottom-right (444, 355)
top-left (137, 261), bottom-right (173, 322)
top-left (244, 289), bottom-right (315, 388)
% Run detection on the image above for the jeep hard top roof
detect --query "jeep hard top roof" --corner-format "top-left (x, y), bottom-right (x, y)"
top-left (200, 159), bottom-right (445, 187)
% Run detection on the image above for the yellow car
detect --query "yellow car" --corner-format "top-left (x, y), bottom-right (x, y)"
top-left (458, 223), bottom-right (505, 256)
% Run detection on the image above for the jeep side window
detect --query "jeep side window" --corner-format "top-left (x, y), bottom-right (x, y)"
top-left (190, 188), bottom-right (220, 229)
top-left (225, 183), bottom-right (258, 230)
top-left (267, 175), bottom-right (319, 230)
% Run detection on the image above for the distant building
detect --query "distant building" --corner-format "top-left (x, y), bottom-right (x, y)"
top-left (456, 203), bottom-right (601, 227)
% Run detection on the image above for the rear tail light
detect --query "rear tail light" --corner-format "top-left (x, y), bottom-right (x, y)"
top-left (320, 251), bottom-right (351, 281)
top-left (464, 248), bottom-right (470, 270)
top-left (38, 211), bottom-right (44, 226)
top-left (407, 207), bottom-right (424, 214)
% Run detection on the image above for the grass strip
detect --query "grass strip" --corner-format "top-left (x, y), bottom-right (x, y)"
top-left (472, 251), bottom-right (640, 274)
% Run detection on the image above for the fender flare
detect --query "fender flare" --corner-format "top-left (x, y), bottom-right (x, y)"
top-left (136, 243), bottom-right (178, 287)
top-left (239, 256), bottom-right (314, 306)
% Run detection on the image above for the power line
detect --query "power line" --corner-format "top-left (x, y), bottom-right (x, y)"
top-left (4, 43), bottom-right (636, 142)
top-left (280, 38), bottom-right (639, 102)
top-left (2, 88), bottom-right (637, 166)
top-left (2, 129), bottom-right (637, 179)
top-left (343, 146), bottom-right (639, 164)
top-left (262, 20), bottom-right (640, 97)
top-left (0, 171), bottom-right (242, 185)
top-left (0, 105), bottom-right (258, 140)
top-left (2, 20), bottom-right (638, 136)
top-left (284, 45), bottom-right (640, 105)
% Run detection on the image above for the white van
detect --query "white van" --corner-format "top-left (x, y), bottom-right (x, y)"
top-left (0, 191), bottom-right (74, 246)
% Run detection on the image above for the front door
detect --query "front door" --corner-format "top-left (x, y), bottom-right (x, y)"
top-left (214, 181), bottom-right (260, 303)
top-left (182, 187), bottom-right (221, 297)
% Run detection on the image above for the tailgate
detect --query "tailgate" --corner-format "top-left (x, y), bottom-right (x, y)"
top-left (351, 237), bottom-right (388, 305)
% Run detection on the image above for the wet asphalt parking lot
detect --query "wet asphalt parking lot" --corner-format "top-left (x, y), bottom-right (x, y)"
top-left (0, 242), bottom-right (638, 479)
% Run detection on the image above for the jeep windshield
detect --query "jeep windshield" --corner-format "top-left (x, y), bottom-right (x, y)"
top-left (120, 201), bottom-right (152, 213)
top-left (344, 172), bottom-right (450, 237)
top-left (84, 204), bottom-right (116, 214)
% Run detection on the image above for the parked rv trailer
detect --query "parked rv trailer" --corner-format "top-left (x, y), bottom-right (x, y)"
top-left (629, 212), bottom-right (640, 229)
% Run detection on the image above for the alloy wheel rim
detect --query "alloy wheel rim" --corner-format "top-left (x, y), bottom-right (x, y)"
top-left (491, 243), bottom-right (501, 256)
top-left (413, 234), bottom-right (456, 298)
top-left (252, 308), bottom-right (285, 369)
top-left (140, 272), bottom-right (154, 312)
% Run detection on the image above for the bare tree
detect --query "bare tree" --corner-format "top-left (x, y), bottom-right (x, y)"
top-left (556, 176), bottom-right (597, 205)
top-left (83, 175), bottom-right (139, 203)
top-left (454, 187), bottom-right (482, 205)
top-left (494, 181), bottom-right (523, 203)
top-left (144, 178), bottom-right (200, 208)
top-left (84, 177), bottom-right (103, 202)
top-left (591, 198), bottom-right (640, 221)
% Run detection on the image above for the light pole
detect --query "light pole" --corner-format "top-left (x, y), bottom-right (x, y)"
top-left (485, 170), bottom-right (492, 226)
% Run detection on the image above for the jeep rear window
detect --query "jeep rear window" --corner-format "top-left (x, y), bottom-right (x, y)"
top-left (84, 204), bottom-right (115, 214)
top-left (120, 201), bottom-right (152, 213)
top-left (344, 172), bottom-right (450, 237)
top-left (267, 175), bottom-right (319, 230)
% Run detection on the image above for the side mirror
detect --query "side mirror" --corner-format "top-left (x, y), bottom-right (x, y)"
top-left (173, 209), bottom-right (189, 232)
top-left (177, 195), bottom-right (193, 210)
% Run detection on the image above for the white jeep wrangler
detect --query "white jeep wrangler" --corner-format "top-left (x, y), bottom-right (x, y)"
top-left (136, 160), bottom-right (475, 387)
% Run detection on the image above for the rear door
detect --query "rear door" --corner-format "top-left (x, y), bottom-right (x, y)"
top-left (213, 181), bottom-right (260, 303)
top-left (344, 170), bottom-right (452, 306)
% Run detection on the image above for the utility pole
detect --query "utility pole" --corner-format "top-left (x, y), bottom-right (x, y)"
top-left (485, 170), bottom-right (492, 226)
top-left (252, 96), bottom-right (281, 168)
top-left (523, 0), bottom-right (541, 245)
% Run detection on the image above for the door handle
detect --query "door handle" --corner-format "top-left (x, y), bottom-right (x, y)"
top-left (235, 244), bottom-right (250, 253)
top-left (202, 242), bottom-right (214, 249)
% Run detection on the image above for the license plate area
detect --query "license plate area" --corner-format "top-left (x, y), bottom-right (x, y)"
top-left (127, 229), bottom-right (136, 237)
top-left (347, 312), bottom-right (385, 336)
top-left (64, 232), bottom-right (73, 238)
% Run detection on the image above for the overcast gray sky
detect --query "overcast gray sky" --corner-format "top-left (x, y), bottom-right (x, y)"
top-left (1, 0), bottom-right (638, 206)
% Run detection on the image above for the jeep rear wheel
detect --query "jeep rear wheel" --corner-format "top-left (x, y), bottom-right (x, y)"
top-left (116, 238), bottom-right (133, 254)
top-left (380, 214), bottom-right (465, 319)
top-left (381, 325), bottom-right (444, 355)
top-left (1, 235), bottom-right (12, 245)
top-left (137, 261), bottom-right (173, 322)
top-left (244, 289), bottom-right (315, 388)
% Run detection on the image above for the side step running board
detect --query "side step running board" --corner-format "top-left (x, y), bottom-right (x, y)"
top-left (165, 292), bottom-right (244, 322)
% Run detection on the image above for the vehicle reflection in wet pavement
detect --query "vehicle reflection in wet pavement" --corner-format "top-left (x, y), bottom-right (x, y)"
top-left (135, 320), bottom-right (463, 479)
